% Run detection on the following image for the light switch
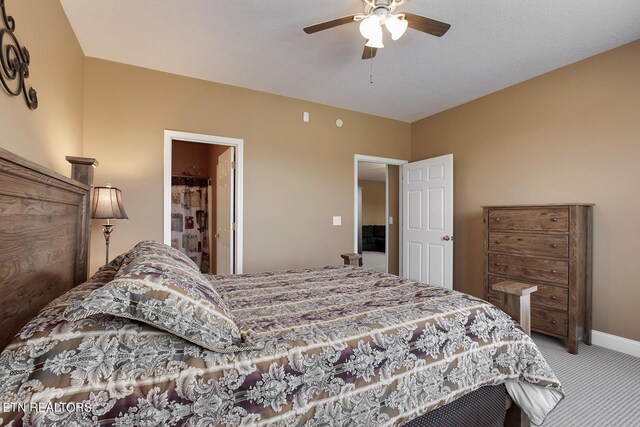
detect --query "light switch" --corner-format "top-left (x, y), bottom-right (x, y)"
top-left (389, 216), bottom-right (394, 225)
top-left (303, 112), bottom-right (310, 123)
top-left (332, 216), bottom-right (342, 226)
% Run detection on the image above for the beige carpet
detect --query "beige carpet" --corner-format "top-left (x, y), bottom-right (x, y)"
top-left (533, 333), bottom-right (640, 426)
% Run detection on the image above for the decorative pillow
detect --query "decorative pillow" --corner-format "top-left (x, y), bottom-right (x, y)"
top-left (114, 240), bottom-right (200, 272)
top-left (64, 251), bottom-right (246, 352)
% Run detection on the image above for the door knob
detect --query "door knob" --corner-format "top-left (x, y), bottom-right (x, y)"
top-left (214, 233), bottom-right (220, 239)
top-left (443, 235), bottom-right (453, 241)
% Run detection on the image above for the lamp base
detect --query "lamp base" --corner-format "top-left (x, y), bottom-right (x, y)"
top-left (102, 223), bottom-right (114, 265)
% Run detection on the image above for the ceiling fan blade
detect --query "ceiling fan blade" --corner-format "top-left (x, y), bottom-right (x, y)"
top-left (303, 15), bottom-right (357, 34)
top-left (403, 12), bottom-right (451, 37)
top-left (362, 45), bottom-right (377, 60)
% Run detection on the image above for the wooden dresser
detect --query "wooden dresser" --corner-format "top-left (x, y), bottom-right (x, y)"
top-left (483, 204), bottom-right (593, 354)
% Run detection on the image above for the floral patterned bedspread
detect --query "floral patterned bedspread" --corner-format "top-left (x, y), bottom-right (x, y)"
top-left (0, 265), bottom-right (563, 426)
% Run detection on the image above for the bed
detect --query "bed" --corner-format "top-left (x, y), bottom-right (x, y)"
top-left (0, 148), bottom-right (563, 426)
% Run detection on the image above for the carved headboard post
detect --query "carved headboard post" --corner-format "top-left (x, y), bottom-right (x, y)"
top-left (66, 156), bottom-right (98, 186)
top-left (66, 156), bottom-right (98, 283)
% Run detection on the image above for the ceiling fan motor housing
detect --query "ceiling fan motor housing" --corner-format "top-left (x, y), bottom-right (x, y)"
top-left (367, 0), bottom-right (403, 8)
top-left (367, 0), bottom-right (396, 16)
top-left (373, 7), bottom-right (389, 19)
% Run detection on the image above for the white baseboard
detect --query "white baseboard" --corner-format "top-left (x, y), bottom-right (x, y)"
top-left (592, 330), bottom-right (640, 358)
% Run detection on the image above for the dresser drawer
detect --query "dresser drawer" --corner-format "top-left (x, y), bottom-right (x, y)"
top-left (487, 293), bottom-right (503, 307)
top-left (532, 284), bottom-right (568, 311)
top-left (532, 306), bottom-right (568, 337)
top-left (488, 208), bottom-right (569, 232)
top-left (489, 232), bottom-right (568, 258)
top-left (488, 253), bottom-right (568, 285)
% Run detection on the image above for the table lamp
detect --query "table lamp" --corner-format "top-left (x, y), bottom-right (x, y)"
top-left (91, 184), bottom-right (128, 264)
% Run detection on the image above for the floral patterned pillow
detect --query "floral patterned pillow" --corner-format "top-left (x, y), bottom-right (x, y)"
top-left (114, 240), bottom-right (200, 272)
top-left (64, 251), bottom-right (245, 352)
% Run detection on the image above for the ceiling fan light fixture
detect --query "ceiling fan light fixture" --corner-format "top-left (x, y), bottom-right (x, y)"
top-left (365, 33), bottom-right (384, 49)
top-left (385, 14), bottom-right (408, 40)
top-left (359, 14), bottom-right (381, 40)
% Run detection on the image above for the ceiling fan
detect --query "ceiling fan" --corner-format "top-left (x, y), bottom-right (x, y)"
top-left (303, 0), bottom-right (451, 60)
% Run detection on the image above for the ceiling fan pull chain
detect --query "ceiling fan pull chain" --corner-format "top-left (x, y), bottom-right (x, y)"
top-left (370, 56), bottom-right (374, 84)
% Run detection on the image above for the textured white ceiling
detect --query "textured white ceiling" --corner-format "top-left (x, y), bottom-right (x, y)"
top-left (60, 0), bottom-right (640, 122)
top-left (359, 162), bottom-right (387, 181)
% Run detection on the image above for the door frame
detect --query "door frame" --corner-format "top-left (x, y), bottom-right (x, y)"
top-left (163, 130), bottom-right (244, 274)
top-left (354, 155), bottom-right (408, 273)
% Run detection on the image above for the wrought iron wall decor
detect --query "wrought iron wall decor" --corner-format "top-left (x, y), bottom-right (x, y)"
top-left (0, 0), bottom-right (37, 109)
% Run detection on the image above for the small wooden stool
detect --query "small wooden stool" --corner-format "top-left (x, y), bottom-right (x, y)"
top-left (341, 253), bottom-right (362, 266)
top-left (493, 280), bottom-right (537, 427)
top-left (492, 280), bottom-right (537, 335)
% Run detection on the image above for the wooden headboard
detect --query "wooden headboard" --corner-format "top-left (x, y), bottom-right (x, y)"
top-left (0, 148), bottom-right (95, 349)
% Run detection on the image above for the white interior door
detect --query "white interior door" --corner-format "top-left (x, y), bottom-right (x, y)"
top-left (207, 184), bottom-right (214, 270)
top-left (216, 147), bottom-right (234, 275)
top-left (402, 154), bottom-right (453, 288)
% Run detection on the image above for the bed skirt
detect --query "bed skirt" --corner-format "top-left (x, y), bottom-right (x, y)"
top-left (402, 385), bottom-right (506, 427)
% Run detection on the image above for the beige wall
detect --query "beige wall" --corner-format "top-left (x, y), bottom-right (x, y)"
top-left (83, 58), bottom-right (411, 274)
top-left (0, 0), bottom-right (84, 175)
top-left (359, 180), bottom-right (386, 225)
top-left (172, 140), bottom-right (211, 177)
top-left (411, 41), bottom-right (640, 341)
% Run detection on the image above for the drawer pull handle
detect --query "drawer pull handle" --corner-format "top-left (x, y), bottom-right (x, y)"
top-left (551, 320), bottom-right (557, 325)
top-left (495, 218), bottom-right (501, 222)
top-left (551, 218), bottom-right (559, 222)
top-left (495, 240), bottom-right (501, 244)
top-left (550, 295), bottom-right (557, 300)
top-left (551, 270), bottom-right (558, 274)
top-left (551, 244), bottom-right (558, 248)
top-left (494, 262), bottom-right (501, 267)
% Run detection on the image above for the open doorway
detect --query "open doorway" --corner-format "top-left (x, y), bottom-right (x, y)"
top-left (358, 163), bottom-right (387, 272)
top-left (164, 131), bottom-right (244, 274)
top-left (354, 155), bottom-right (407, 275)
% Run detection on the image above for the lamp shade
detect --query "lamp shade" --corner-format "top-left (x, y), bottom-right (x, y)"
top-left (365, 35), bottom-right (384, 49)
top-left (365, 27), bottom-right (384, 49)
top-left (359, 15), bottom-right (381, 40)
top-left (90, 186), bottom-right (128, 219)
top-left (385, 14), bottom-right (408, 40)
